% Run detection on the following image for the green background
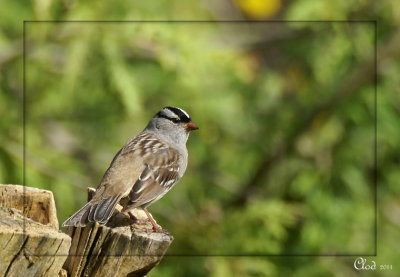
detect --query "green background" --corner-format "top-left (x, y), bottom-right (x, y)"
top-left (1, 0), bottom-right (399, 276)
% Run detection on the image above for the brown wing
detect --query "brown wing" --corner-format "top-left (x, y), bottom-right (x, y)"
top-left (63, 132), bottom-right (180, 226)
top-left (92, 132), bottom-right (158, 202)
top-left (84, 133), bottom-right (158, 219)
top-left (122, 144), bottom-right (181, 210)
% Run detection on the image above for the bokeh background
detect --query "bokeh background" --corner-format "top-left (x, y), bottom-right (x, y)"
top-left (1, 0), bottom-right (400, 276)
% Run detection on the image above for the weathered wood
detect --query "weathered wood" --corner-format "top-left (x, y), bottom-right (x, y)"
top-left (0, 207), bottom-right (71, 277)
top-left (0, 184), bottom-right (173, 276)
top-left (0, 184), bottom-right (59, 229)
top-left (63, 188), bottom-right (173, 277)
top-left (59, 268), bottom-right (68, 277)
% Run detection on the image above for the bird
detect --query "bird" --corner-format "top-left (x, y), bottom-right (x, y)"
top-left (62, 106), bottom-right (198, 231)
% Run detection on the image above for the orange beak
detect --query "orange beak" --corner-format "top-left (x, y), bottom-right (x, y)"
top-left (185, 121), bottom-right (199, 131)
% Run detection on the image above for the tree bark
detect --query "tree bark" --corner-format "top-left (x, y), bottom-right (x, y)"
top-left (0, 184), bottom-right (59, 229)
top-left (0, 184), bottom-right (71, 277)
top-left (0, 184), bottom-right (173, 277)
top-left (63, 188), bottom-right (173, 277)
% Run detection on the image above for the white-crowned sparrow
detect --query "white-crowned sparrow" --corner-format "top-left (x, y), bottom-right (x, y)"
top-left (63, 107), bottom-right (198, 231)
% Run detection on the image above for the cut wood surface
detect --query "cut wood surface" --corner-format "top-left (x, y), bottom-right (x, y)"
top-left (63, 188), bottom-right (174, 277)
top-left (0, 184), bottom-right (59, 229)
top-left (0, 185), bottom-right (173, 277)
top-left (0, 206), bottom-right (71, 277)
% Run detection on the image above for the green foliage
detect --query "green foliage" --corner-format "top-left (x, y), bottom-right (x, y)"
top-left (1, 1), bottom-right (399, 276)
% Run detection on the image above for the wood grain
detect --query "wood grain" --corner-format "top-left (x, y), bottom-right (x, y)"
top-left (0, 206), bottom-right (71, 277)
top-left (63, 188), bottom-right (173, 277)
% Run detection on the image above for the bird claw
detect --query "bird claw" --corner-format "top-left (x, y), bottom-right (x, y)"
top-left (128, 211), bottom-right (165, 231)
top-left (128, 208), bottom-right (168, 233)
top-left (127, 212), bottom-right (148, 225)
top-left (151, 225), bottom-right (168, 234)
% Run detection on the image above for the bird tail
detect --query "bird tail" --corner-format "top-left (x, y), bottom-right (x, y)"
top-left (62, 195), bottom-right (122, 227)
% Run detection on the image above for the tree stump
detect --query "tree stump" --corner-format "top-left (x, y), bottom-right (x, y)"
top-left (63, 188), bottom-right (173, 277)
top-left (0, 185), bottom-right (71, 277)
top-left (0, 185), bottom-right (173, 276)
top-left (0, 184), bottom-right (59, 229)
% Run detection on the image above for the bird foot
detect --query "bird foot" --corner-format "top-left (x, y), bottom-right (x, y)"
top-left (128, 212), bottom-right (148, 225)
top-left (130, 208), bottom-right (168, 233)
top-left (151, 225), bottom-right (168, 234)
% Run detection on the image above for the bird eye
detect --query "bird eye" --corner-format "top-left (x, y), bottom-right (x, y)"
top-left (171, 118), bottom-right (180, 123)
